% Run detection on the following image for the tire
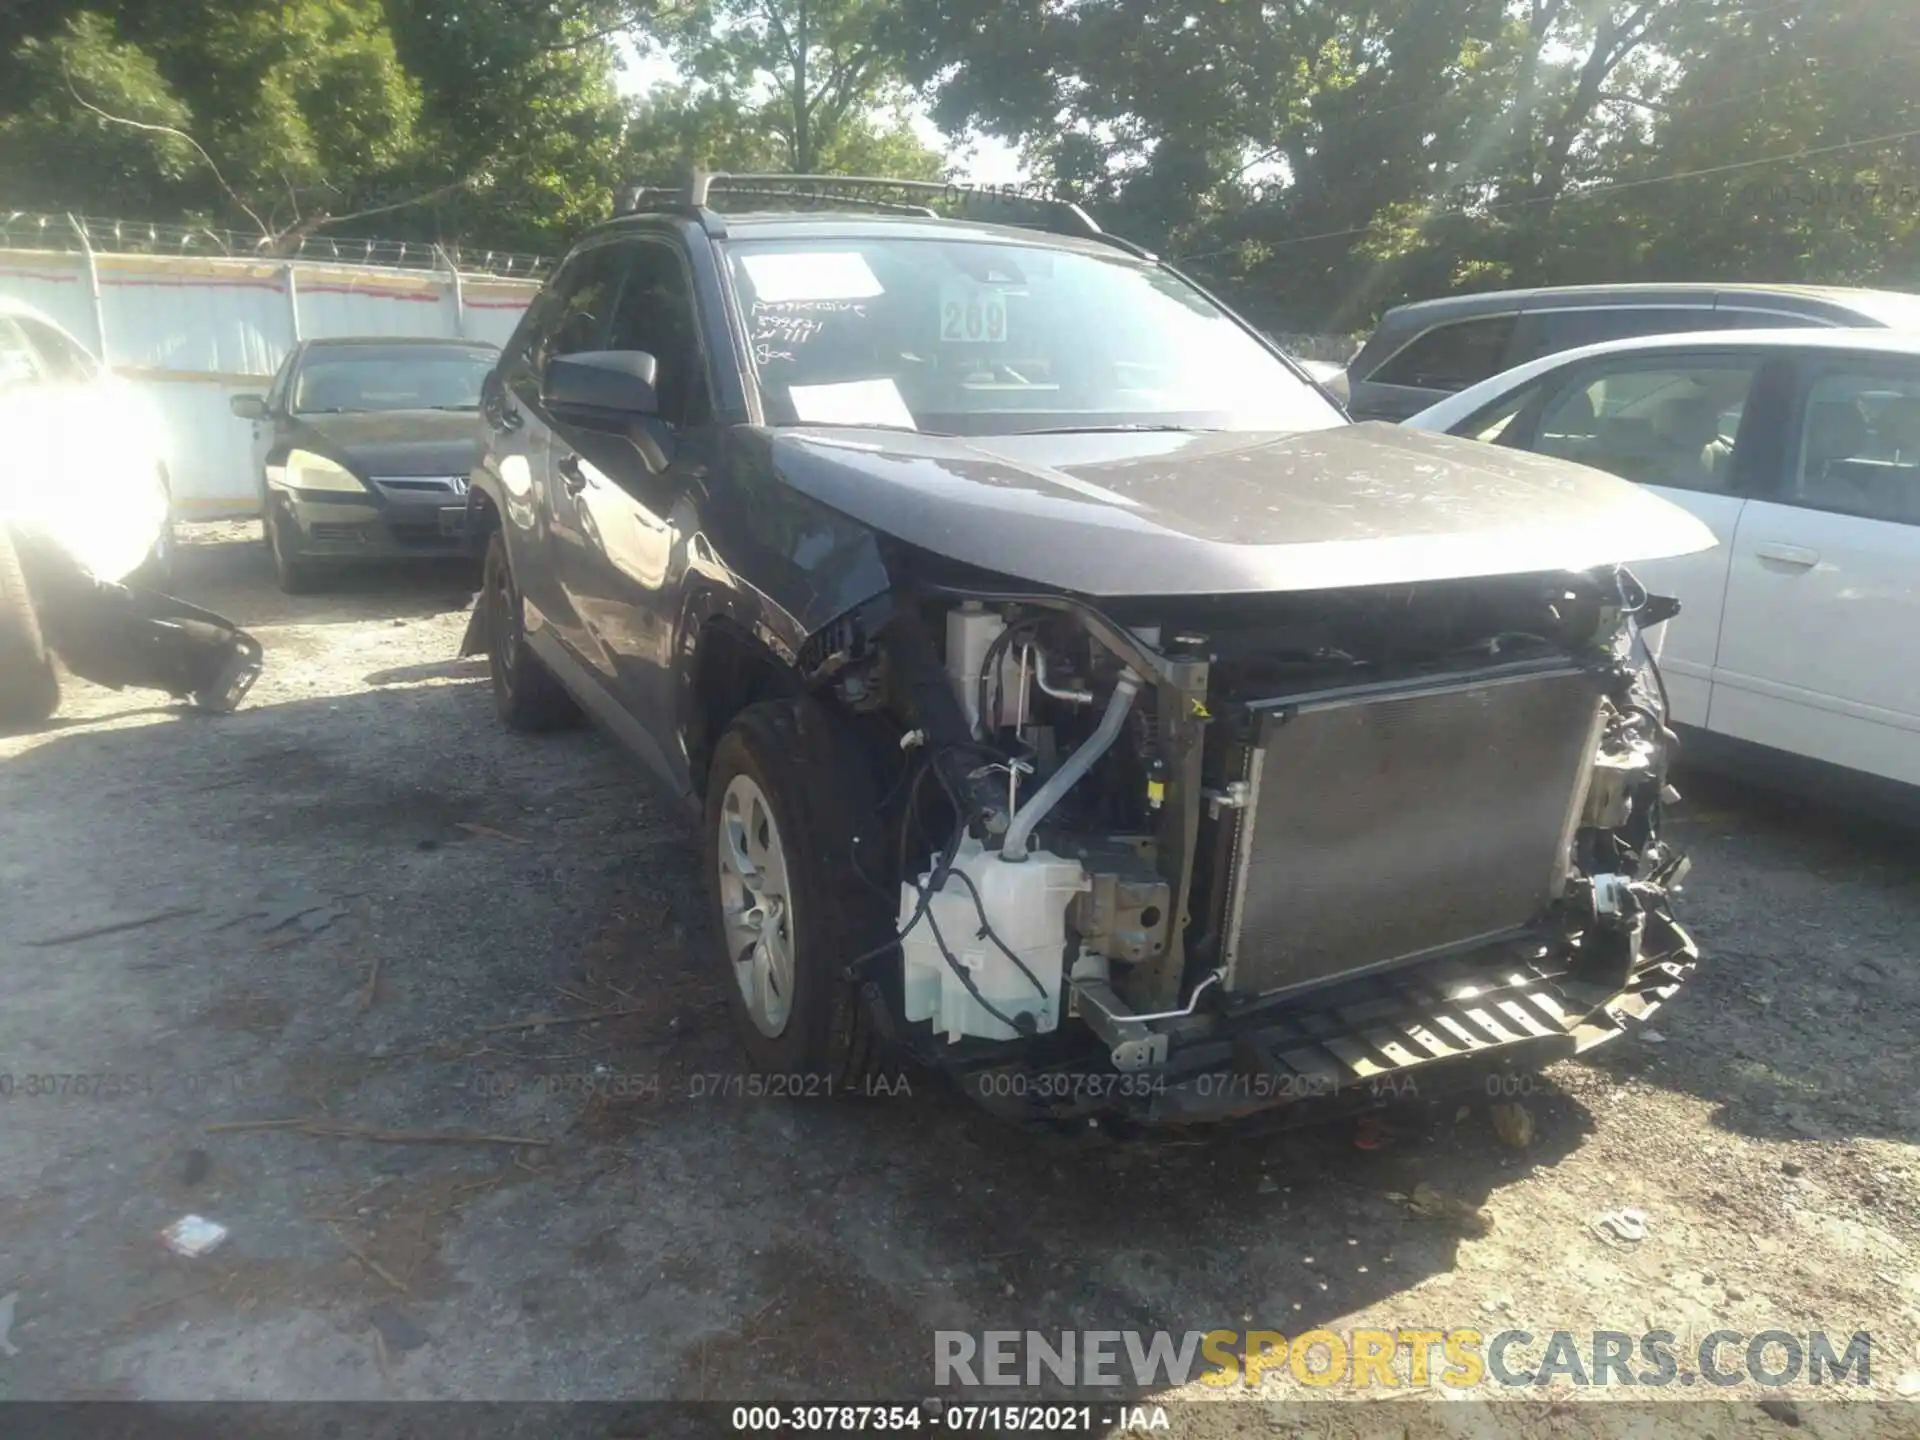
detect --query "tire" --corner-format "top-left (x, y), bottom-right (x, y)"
top-left (482, 529), bottom-right (579, 732)
top-left (266, 500), bottom-right (322, 595)
top-left (704, 697), bottom-right (896, 1084)
top-left (0, 527), bottom-right (60, 729)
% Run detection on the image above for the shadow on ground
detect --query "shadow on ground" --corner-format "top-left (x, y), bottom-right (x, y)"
top-left (0, 671), bottom-right (1600, 1405)
top-left (170, 525), bottom-right (480, 630)
top-left (1584, 764), bottom-right (1920, 1149)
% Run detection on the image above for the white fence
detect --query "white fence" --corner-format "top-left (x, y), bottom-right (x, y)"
top-left (0, 229), bottom-right (542, 517)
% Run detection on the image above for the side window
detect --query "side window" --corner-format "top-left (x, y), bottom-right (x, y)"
top-left (1370, 315), bottom-right (1517, 392)
top-left (17, 318), bottom-right (97, 383)
top-left (533, 244), bottom-right (628, 377)
top-left (1511, 306), bottom-right (1722, 366)
top-left (0, 319), bottom-right (44, 393)
top-left (1530, 358), bottom-right (1763, 494)
top-left (1792, 369), bottom-right (1920, 525)
top-left (603, 241), bottom-right (707, 429)
top-left (1459, 381), bottom-right (1544, 445)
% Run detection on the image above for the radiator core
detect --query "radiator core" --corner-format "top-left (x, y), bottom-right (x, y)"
top-left (1221, 669), bottom-right (1603, 999)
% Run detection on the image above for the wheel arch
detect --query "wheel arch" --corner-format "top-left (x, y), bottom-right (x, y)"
top-left (681, 605), bottom-right (804, 798)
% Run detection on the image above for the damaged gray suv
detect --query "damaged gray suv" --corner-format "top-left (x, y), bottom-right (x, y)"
top-left (462, 175), bottom-right (1707, 1132)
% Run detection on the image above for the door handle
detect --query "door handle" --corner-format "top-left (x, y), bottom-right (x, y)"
top-left (1754, 542), bottom-right (1819, 568)
top-left (557, 454), bottom-right (589, 494)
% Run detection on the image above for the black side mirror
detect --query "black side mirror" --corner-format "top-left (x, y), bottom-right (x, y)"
top-left (543, 351), bottom-right (659, 425)
top-left (230, 393), bottom-right (268, 420)
top-left (1638, 593), bottom-right (1682, 630)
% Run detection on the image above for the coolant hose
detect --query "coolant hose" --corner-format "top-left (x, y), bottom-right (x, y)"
top-left (1000, 669), bottom-right (1142, 862)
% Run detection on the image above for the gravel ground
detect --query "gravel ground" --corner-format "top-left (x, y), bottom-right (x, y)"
top-left (1, 522), bottom-right (1918, 1436)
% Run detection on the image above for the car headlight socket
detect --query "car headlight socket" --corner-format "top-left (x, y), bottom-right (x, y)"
top-left (282, 449), bottom-right (368, 494)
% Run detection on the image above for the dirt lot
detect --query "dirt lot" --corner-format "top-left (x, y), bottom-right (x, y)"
top-left (2, 522), bottom-right (1918, 1434)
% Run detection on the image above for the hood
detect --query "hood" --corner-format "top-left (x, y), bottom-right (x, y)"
top-left (766, 422), bottom-right (1718, 598)
top-left (293, 409), bottom-right (482, 476)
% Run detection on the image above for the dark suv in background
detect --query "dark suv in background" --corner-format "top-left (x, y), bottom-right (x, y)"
top-left (1343, 283), bottom-right (1920, 421)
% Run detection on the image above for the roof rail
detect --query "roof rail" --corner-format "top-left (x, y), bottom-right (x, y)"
top-left (617, 172), bottom-right (1120, 248)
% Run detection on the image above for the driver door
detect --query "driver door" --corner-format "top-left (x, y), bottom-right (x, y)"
top-left (507, 241), bottom-right (629, 661)
top-left (546, 236), bottom-right (713, 783)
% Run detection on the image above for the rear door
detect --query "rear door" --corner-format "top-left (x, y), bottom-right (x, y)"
top-left (1499, 349), bottom-right (1772, 728)
top-left (1710, 356), bottom-right (1920, 784)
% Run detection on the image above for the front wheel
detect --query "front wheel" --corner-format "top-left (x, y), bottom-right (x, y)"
top-left (266, 501), bottom-right (322, 595)
top-left (704, 698), bottom-right (895, 1082)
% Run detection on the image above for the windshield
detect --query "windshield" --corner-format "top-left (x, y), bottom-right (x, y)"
top-left (291, 346), bottom-right (497, 414)
top-left (722, 238), bottom-right (1342, 436)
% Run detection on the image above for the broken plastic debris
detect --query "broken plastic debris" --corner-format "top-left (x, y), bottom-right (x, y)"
top-left (1640, 1028), bottom-right (1668, 1044)
top-left (1592, 1207), bottom-right (1649, 1245)
top-left (160, 1215), bottom-right (229, 1258)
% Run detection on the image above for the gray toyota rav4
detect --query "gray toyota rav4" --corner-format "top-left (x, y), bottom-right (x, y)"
top-left (461, 174), bottom-right (1708, 1134)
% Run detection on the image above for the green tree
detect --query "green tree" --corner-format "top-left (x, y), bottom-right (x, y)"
top-left (645, 0), bottom-right (942, 177)
top-left (380, 0), bottom-right (638, 252)
top-left (1623, 0), bottom-right (1920, 286)
top-left (0, 1), bottom-right (422, 236)
top-left (896, 0), bottom-right (1920, 328)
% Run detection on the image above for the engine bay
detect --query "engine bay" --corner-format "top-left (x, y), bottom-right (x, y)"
top-left (814, 563), bottom-right (1690, 1113)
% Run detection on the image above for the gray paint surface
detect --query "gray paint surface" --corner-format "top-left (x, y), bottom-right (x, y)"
top-left (769, 420), bottom-right (1716, 596)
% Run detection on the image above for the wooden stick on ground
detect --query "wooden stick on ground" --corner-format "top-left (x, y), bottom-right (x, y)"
top-left (329, 1224), bottom-right (409, 1294)
top-left (207, 1116), bottom-right (547, 1147)
top-left (204, 1117), bottom-right (311, 1134)
top-left (457, 822), bottom-right (529, 844)
top-left (26, 906), bottom-right (202, 948)
top-left (299, 1121), bottom-right (549, 1147)
top-left (478, 1004), bottom-right (649, 1035)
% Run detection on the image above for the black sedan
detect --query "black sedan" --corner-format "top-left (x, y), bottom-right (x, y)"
top-left (231, 337), bottom-right (498, 591)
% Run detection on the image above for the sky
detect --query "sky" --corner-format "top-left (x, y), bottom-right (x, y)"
top-left (611, 38), bottom-right (1029, 182)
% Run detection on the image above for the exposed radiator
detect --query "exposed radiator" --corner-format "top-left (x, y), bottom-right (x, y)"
top-left (1221, 668), bottom-right (1604, 999)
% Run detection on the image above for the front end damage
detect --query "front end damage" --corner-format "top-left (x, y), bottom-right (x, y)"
top-left (816, 562), bottom-right (1695, 1129)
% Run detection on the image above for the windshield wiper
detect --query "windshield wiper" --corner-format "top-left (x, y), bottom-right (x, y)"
top-left (791, 421), bottom-right (954, 437)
